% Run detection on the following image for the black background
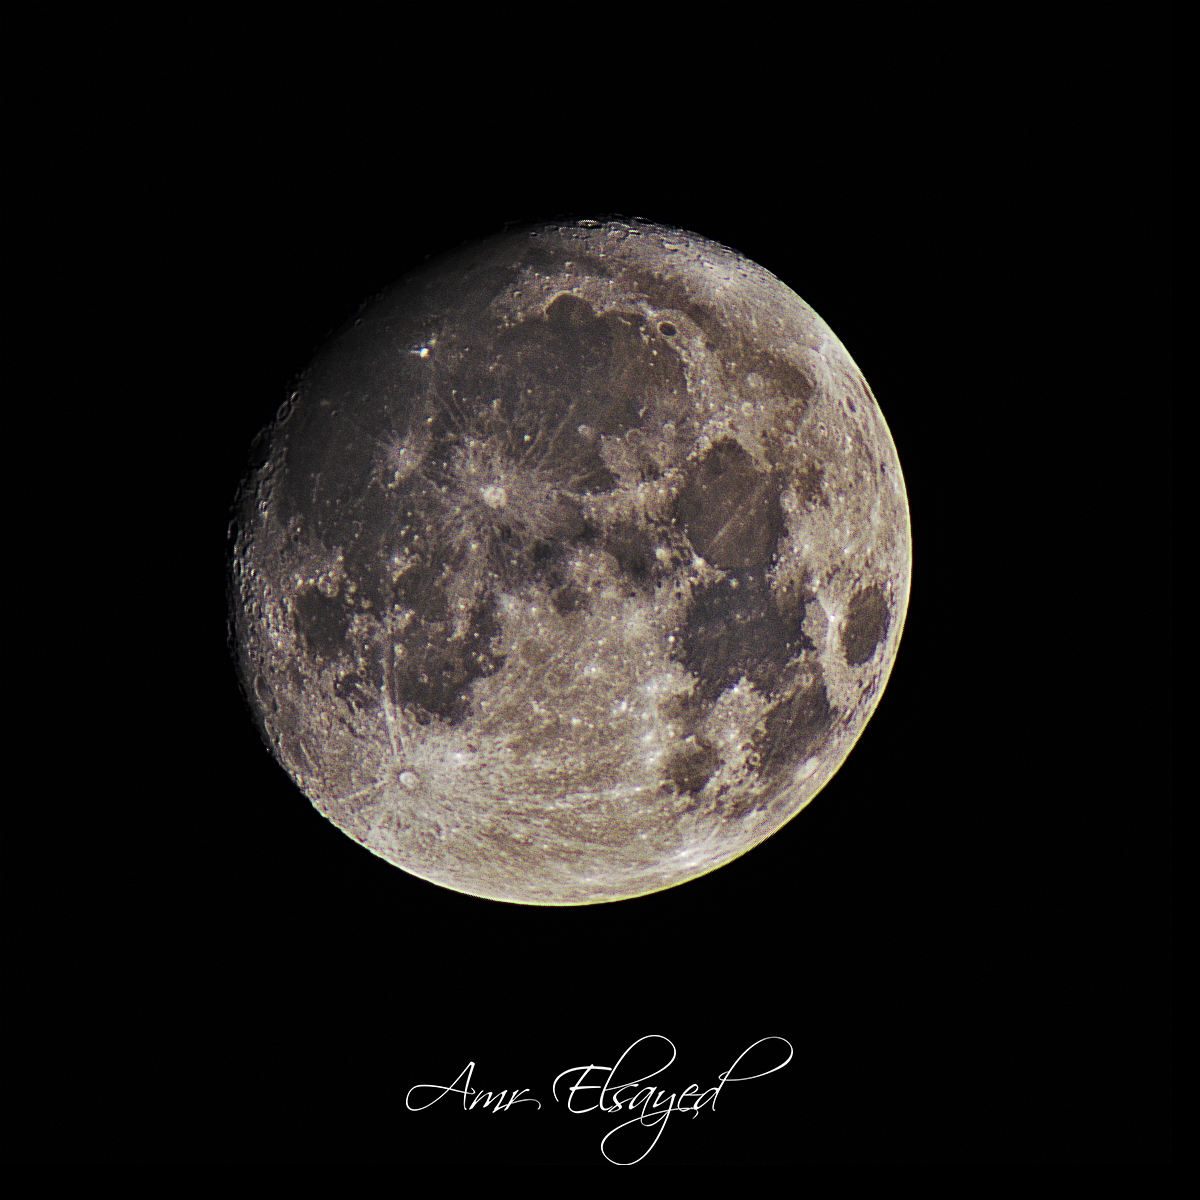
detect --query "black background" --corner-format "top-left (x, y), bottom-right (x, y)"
top-left (6, 4), bottom-right (1170, 1163)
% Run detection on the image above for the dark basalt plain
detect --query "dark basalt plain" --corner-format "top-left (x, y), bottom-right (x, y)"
top-left (229, 218), bottom-right (911, 904)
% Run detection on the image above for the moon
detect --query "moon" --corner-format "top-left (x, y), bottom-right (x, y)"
top-left (229, 218), bottom-right (911, 904)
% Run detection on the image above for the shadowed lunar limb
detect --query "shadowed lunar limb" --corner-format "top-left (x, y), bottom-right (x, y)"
top-left (229, 218), bottom-right (911, 904)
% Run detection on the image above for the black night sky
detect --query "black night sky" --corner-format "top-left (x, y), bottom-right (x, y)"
top-left (5, 4), bottom-right (1170, 1164)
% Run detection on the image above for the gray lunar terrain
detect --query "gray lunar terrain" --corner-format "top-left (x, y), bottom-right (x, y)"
top-left (229, 218), bottom-right (912, 903)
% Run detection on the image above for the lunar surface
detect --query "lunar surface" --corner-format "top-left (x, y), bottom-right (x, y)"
top-left (229, 218), bottom-right (911, 904)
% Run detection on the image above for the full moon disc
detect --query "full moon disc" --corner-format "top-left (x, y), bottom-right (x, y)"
top-left (229, 218), bottom-right (911, 904)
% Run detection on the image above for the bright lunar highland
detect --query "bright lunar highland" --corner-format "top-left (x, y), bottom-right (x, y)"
top-left (229, 218), bottom-right (912, 904)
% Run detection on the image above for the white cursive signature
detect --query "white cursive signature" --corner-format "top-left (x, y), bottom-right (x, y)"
top-left (406, 1035), bottom-right (793, 1164)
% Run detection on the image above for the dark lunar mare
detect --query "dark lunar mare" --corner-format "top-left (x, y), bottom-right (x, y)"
top-left (672, 569), bottom-right (812, 707)
top-left (841, 585), bottom-right (891, 667)
top-left (258, 277), bottom-right (706, 731)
